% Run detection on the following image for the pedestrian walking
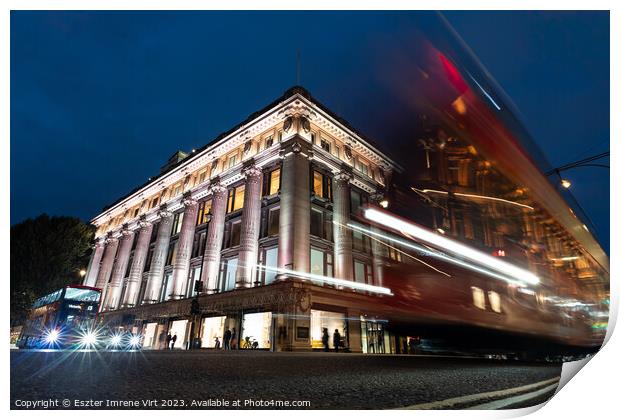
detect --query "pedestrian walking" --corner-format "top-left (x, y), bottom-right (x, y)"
top-left (223, 328), bottom-right (232, 350)
top-left (322, 328), bottom-right (329, 352)
top-left (166, 333), bottom-right (172, 350)
top-left (333, 329), bottom-right (341, 352)
top-left (214, 337), bottom-right (221, 349)
top-left (171, 334), bottom-right (177, 350)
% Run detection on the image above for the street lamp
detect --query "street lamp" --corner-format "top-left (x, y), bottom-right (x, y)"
top-left (79, 269), bottom-right (87, 277)
top-left (561, 179), bottom-right (571, 189)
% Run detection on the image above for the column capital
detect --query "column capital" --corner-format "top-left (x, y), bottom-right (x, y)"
top-left (119, 224), bottom-right (134, 237)
top-left (334, 170), bottom-right (353, 183)
top-left (242, 163), bottom-right (262, 179)
top-left (181, 193), bottom-right (197, 208)
top-left (138, 215), bottom-right (152, 229)
top-left (157, 205), bottom-right (173, 220)
top-left (208, 179), bottom-right (227, 195)
top-left (104, 235), bottom-right (118, 244)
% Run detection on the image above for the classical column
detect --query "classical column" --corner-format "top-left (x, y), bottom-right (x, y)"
top-left (122, 218), bottom-right (154, 307)
top-left (144, 208), bottom-right (174, 303)
top-left (104, 228), bottom-right (135, 310)
top-left (277, 139), bottom-right (310, 276)
top-left (200, 181), bottom-right (228, 293)
top-left (333, 170), bottom-right (354, 280)
top-left (83, 239), bottom-right (105, 287)
top-left (95, 237), bottom-right (118, 290)
top-left (170, 195), bottom-right (199, 299)
top-left (236, 164), bottom-right (263, 288)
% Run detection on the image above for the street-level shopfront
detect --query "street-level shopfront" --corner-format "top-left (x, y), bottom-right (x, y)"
top-left (99, 280), bottom-right (398, 353)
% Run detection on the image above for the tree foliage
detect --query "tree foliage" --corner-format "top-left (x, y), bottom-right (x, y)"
top-left (10, 214), bottom-right (95, 323)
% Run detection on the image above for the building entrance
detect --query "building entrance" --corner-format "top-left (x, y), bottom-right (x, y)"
top-left (361, 317), bottom-right (391, 354)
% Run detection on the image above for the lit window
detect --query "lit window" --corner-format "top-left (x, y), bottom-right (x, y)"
top-left (313, 171), bottom-right (332, 200)
top-left (387, 245), bottom-right (402, 262)
top-left (488, 291), bottom-right (501, 313)
top-left (264, 168), bottom-right (280, 196)
top-left (197, 200), bottom-right (212, 225)
top-left (227, 185), bottom-right (245, 213)
top-left (354, 260), bottom-right (373, 284)
top-left (171, 212), bottom-right (184, 236)
top-left (471, 286), bottom-right (486, 310)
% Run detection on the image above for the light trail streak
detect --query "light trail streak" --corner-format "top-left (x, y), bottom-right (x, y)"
top-left (347, 221), bottom-right (526, 287)
top-left (255, 264), bottom-right (393, 295)
top-left (411, 187), bottom-right (534, 210)
top-left (364, 208), bottom-right (539, 286)
top-left (333, 220), bottom-right (451, 277)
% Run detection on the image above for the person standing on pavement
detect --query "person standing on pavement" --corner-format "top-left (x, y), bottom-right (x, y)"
top-left (166, 333), bottom-right (172, 350)
top-left (171, 334), bottom-right (177, 350)
top-left (333, 329), bottom-right (341, 352)
top-left (223, 328), bottom-right (232, 350)
top-left (322, 328), bottom-right (329, 352)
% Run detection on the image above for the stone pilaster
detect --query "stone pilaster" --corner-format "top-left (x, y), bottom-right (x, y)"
top-left (122, 218), bottom-right (153, 307)
top-left (333, 170), bottom-right (354, 280)
top-left (83, 239), bottom-right (105, 287)
top-left (104, 228), bottom-right (135, 310)
top-left (170, 195), bottom-right (199, 299)
top-left (236, 164), bottom-right (263, 288)
top-left (144, 209), bottom-right (174, 303)
top-left (277, 139), bottom-right (311, 277)
top-left (200, 182), bottom-right (228, 293)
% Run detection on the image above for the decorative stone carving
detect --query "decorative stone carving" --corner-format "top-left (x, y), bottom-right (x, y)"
top-left (283, 116), bottom-right (293, 132)
top-left (300, 116), bottom-right (311, 133)
top-left (243, 140), bottom-right (253, 156)
top-left (344, 145), bottom-right (353, 162)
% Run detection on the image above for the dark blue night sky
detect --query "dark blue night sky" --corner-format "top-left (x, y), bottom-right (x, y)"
top-left (10, 11), bottom-right (609, 252)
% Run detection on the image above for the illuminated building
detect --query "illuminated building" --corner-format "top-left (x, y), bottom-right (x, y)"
top-left (84, 87), bottom-right (400, 351)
